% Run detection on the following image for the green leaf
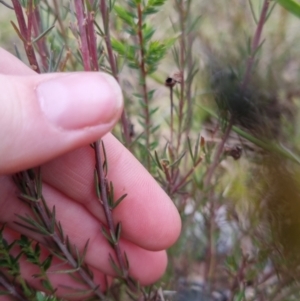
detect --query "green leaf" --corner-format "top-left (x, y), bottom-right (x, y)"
top-left (124, 251), bottom-right (130, 269)
top-left (234, 290), bottom-right (246, 301)
top-left (143, 7), bottom-right (159, 15)
top-left (154, 150), bottom-right (163, 170)
top-left (199, 103), bottom-right (300, 164)
top-left (187, 137), bottom-right (195, 163)
top-left (0, 291), bottom-right (10, 296)
top-left (169, 151), bottom-right (186, 168)
top-left (34, 243), bottom-right (41, 258)
top-left (112, 193), bottom-right (127, 209)
top-left (84, 0), bottom-right (92, 12)
top-left (94, 20), bottom-right (104, 36)
top-left (111, 38), bottom-right (126, 56)
top-left (115, 222), bottom-right (122, 242)
top-left (41, 279), bottom-right (54, 292)
top-left (14, 45), bottom-right (22, 60)
top-left (94, 169), bottom-right (100, 199)
top-left (10, 21), bottom-right (26, 43)
top-left (101, 226), bottom-right (114, 245)
top-left (15, 215), bottom-right (49, 235)
top-left (80, 239), bottom-right (90, 265)
top-left (32, 25), bottom-right (55, 43)
top-left (49, 206), bottom-right (56, 235)
top-left (148, 0), bottom-right (166, 6)
top-left (42, 255), bottom-right (53, 271)
top-left (20, 193), bottom-right (39, 203)
top-left (18, 235), bottom-right (30, 248)
top-left (128, 0), bottom-right (137, 7)
top-left (6, 241), bottom-right (16, 252)
top-left (277, 0), bottom-right (300, 18)
top-left (101, 141), bottom-right (108, 176)
top-left (150, 124), bottom-right (160, 134)
top-left (109, 254), bottom-right (123, 277)
top-left (194, 134), bottom-right (201, 161)
top-left (143, 24), bottom-right (155, 42)
top-left (53, 45), bottom-right (65, 72)
top-left (108, 181), bottom-right (114, 208)
top-left (142, 0), bottom-right (167, 15)
top-left (114, 5), bottom-right (136, 26)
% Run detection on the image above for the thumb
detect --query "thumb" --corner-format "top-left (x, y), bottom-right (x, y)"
top-left (0, 72), bottom-right (123, 174)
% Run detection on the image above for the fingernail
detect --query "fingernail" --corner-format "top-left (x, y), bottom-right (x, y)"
top-left (36, 73), bottom-right (123, 130)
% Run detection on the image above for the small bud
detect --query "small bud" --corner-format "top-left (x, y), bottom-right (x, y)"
top-left (129, 122), bottom-right (135, 137)
top-left (224, 145), bottom-right (243, 160)
top-left (165, 77), bottom-right (177, 88)
top-left (165, 71), bottom-right (183, 87)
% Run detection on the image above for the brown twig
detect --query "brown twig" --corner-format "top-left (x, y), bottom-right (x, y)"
top-left (11, 0), bottom-right (40, 72)
top-left (52, 0), bottom-right (76, 70)
top-left (0, 273), bottom-right (27, 301)
top-left (94, 142), bottom-right (127, 277)
top-left (170, 86), bottom-right (174, 147)
top-left (77, 0), bottom-right (136, 290)
top-left (0, 0), bottom-right (13, 9)
top-left (204, 117), bottom-right (234, 188)
top-left (171, 156), bottom-right (203, 194)
top-left (32, 7), bottom-right (49, 70)
top-left (86, 9), bottom-right (98, 71)
top-left (137, 2), bottom-right (151, 169)
top-left (205, 0), bottom-right (270, 188)
top-left (203, 0), bottom-right (271, 284)
top-left (241, 0), bottom-right (270, 91)
top-left (53, 0), bottom-right (67, 39)
top-left (228, 255), bottom-right (249, 301)
top-left (99, 0), bottom-right (131, 147)
top-left (74, 1), bottom-right (91, 71)
top-left (19, 170), bottom-right (106, 299)
top-left (176, 0), bottom-right (186, 154)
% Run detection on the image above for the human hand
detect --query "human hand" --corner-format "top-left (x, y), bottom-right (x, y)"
top-left (0, 48), bottom-right (181, 298)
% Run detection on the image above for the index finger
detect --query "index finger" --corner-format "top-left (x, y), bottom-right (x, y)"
top-left (43, 133), bottom-right (181, 251)
top-left (0, 47), bottom-right (181, 251)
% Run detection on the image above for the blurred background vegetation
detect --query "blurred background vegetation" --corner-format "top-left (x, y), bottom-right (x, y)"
top-left (2, 0), bottom-right (300, 300)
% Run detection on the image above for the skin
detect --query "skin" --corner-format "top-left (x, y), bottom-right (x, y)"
top-left (0, 48), bottom-right (181, 299)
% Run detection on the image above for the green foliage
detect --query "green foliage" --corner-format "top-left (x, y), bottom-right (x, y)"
top-left (277, 0), bottom-right (300, 18)
top-left (114, 4), bottom-right (136, 26)
top-left (2, 0), bottom-right (300, 300)
top-left (143, 0), bottom-right (167, 15)
top-left (112, 1), bottom-right (174, 75)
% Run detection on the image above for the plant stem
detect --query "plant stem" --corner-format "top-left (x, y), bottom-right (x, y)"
top-left (74, 1), bottom-right (91, 71)
top-left (228, 256), bottom-right (248, 301)
top-left (171, 156), bottom-right (203, 194)
top-left (203, 0), bottom-right (270, 283)
top-left (0, 0), bottom-right (13, 9)
top-left (203, 117), bottom-right (233, 282)
top-left (86, 6), bottom-right (98, 71)
top-left (77, 0), bottom-right (135, 290)
top-left (20, 170), bottom-right (106, 299)
top-left (32, 7), bottom-right (48, 70)
top-left (52, 0), bottom-right (76, 70)
top-left (170, 86), bottom-right (174, 147)
top-left (205, 0), bottom-right (270, 187)
top-left (94, 142), bottom-right (127, 277)
top-left (11, 0), bottom-right (40, 72)
top-left (204, 117), bottom-right (234, 188)
top-left (241, 0), bottom-right (270, 91)
top-left (26, 0), bottom-right (33, 43)
top-left (53, 0), bottom-right (67, 41)
top-left (99, 0), bottom-right (131, 147)
top-left (137, 2), bottom-right (151, 169)
top-left (185, 35), bottom-right (195, 137)
top-left (0, 273), bottom-right (27, 301)
top-left (176, 0), bottom-right (186, 154)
